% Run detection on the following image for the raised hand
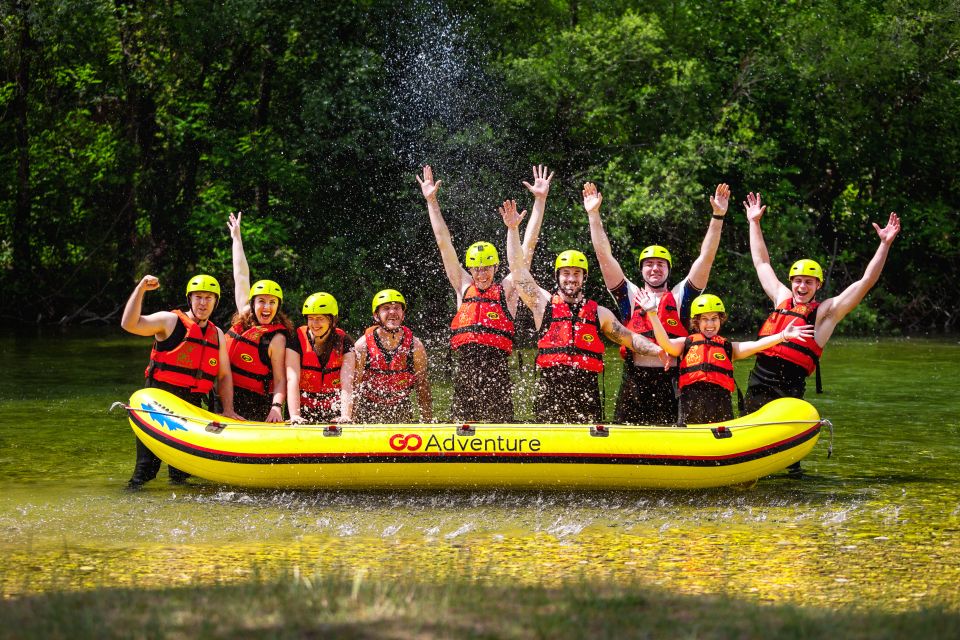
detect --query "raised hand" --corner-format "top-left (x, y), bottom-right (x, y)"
top-left (227, 211), bottom-right (243, 241)
top-left (636, 288), bottom-right (659, 313)
top-left (499, 199), bottom-right (527, 229)
top-left (140, 275), bottom-right (160, 292)
top-left (522, 164), bottom-right (555, 199)
top-left (783, 320), bottom-right (815, 343)
top-left (416, 165), bottom-right (442, 201)
top-left (582, 182), bottom-right (603, 215)
top-left (872, 212), bottom-right (901, 245)
top-left (710, 183), bottom-right (731, 217)
top-left (743, 192), bottom-right (766, 223)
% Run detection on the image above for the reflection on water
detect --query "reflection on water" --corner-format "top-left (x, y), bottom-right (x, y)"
top-left (1, 330), bottom-right (959, 611)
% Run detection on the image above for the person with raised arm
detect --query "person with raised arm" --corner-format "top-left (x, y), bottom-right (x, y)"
top-left (285, 292), bottom-right (357, 424)
top-left (225, 211), bottom-right (292, 422)
top-left (502, 200), bottom-right (659, 424)
top-left (742, 192), bottom-right (901, 411)
top-left (637, 290), bottom-right (813, 425)
top-left (583, 182), bottom-right (730, 424)
top-left (348, 289), bottom-right (432, 424)
top-left (417, 164), bottom-right (553, 423)
top-left (120, 274), bottom-right (240, 489)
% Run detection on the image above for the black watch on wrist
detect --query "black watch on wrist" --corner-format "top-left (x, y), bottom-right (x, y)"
top-left (271, 402), bottom-right (283, 408)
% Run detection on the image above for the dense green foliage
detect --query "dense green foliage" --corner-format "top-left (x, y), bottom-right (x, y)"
top-left (2, 0), bottom-right (957, 335)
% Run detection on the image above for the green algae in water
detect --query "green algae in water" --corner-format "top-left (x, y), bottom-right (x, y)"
top-left (1, 330), bottom-right (959, 611)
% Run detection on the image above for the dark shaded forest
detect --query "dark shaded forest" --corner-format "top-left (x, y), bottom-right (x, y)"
top-left (2, 0), bottom-right (958, 339)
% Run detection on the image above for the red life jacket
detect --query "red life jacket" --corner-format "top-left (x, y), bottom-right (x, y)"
top-left (678, 333), bottom-right (735, 392)
top-left (226, 321), bottom-right (287, 395)
top-left (450, 283), bottom-right (515, 354)
top-left (536, 295), bottom-right (605, 373)
top-left (297, 326), bottom-right (347, 413)
top-left (145, 309), bottom-right (220, 395)
top-left (757, 299), bottom-right (822, 375)
top-left (620, 289), bottom-right (688, 359)
top-left (359, 326), bottom-right (416, 406)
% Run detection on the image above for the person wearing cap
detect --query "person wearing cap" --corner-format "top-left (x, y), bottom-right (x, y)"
top-left (226, 211), bottom-right (293, 421)
top-left (501, 201), bottom-right (656, 423)
top-left (742, 192), bottom-right (901, 412)
top-left (120, 273), bottom-right (240, 489)
top-left (417, 164), bottom-right (553, 422)
top-left (637, 291), bottom-right (813, 424)
top-left (285, 292), bottom-right (356, 424)
top-left (582, 181), bottom-right (731, 424)
top-left (348, 289), bottom-right (432, 424)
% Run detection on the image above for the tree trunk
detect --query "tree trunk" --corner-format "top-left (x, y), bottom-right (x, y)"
top-left (12, 1), bottom-right (34, 298)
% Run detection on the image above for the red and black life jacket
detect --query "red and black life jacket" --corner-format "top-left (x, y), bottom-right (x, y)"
top-left (536, 294), bottom-right (605, 373)
top-left (450, 283), bottom-right (515, 354)
top-left (757, 299), bottom-right (822, 375)
top-left (226, 321), bottom-right (287, 395)
top-left (145, 309), bottom-right (220, 395)
top-left (359, 326), bottom-right (417, 406)
top-left (678, 333), bottom-right (735, 392)
top-left (297, 326), bottom-right (347, 413)
top-left (620, 290), bottom-right (688, 359)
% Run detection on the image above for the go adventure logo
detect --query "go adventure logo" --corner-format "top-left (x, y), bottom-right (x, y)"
top-left (388, 432), bottom-right (542, 453)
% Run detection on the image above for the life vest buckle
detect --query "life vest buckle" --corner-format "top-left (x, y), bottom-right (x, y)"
top-left (590, 424), bottom-right (610, 438)
top-left (323, 425), bottom-right (342, 437)
top-left (711, 426), bottom-right (733, 439)
top-left (457, 424), bottom-right (476, 436)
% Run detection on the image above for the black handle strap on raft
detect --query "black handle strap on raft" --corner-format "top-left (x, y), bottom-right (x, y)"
top-left (711, 425), bottom-right (733, 439)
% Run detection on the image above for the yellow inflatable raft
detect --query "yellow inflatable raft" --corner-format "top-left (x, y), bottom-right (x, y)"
top-left (121, 388), bottom-right (827, 490)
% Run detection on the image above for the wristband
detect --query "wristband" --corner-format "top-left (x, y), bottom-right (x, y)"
top-left (271, 402), bottom-right (283, 409)
top-left (712, 214), bottom-right (725, 220)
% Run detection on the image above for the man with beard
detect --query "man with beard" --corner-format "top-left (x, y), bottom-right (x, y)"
top-left (348, 289), bottom-right (432, 424)
top-left (417, 164), bottom-right (553, 422)
top-left (582, 182), bottom-right (730, 424)
top-left (501, 201), bottom-right (658, 423)
top-left (742, 192), bottom-right (901, 411)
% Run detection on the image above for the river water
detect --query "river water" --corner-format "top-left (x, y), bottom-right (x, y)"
top-left (1, 330), bottom-right (958, 611)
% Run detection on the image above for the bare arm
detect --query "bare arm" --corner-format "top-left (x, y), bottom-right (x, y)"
top-left (342, 337), bottom-right (367, 422)
top-left (597, 306), bottom-right (664, 357)
top-left (732, 321), bottom-right (814, 360)
top-left (502, 200), bottom-right (550, 327)
top-left (633, 289), bottom-right (685, 357)
top-left (120, 275), bottom-right (178, 339)
top-left (285, 348), bottom-right (302, 422)
top-left (336, 351), bottom-right (357, 423)
top-left (744, 192), bottom-right (790, 303)
top-left (215, 328), bottom-right (241, 420)
top-left (519, 164), bottom-right (554, 268)
top-left (412, 339), bottom-right (432, 423)
top-left (815, 213), bottom-right (901, 345)
top-left (686, 183), bottom-right (730, 290)
top-left (582, 182), bottom-right (627, 290)
top-left (228, 212), bottom-right (251, 311)
top-left (264, 333), bottom-right (287, 423)
top-left (417, 166), bottom-right (471, 296)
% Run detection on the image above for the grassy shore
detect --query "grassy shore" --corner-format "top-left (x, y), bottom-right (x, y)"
top-left (2, 572), bottom-right (958, 640)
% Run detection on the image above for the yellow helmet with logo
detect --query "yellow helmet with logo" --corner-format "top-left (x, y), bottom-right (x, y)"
top-left (302, 292), bottom-right (338, 317)
top-left (249, 279), bottom-right (283, 303)
top-left (555, 250), bottom-right (589, 275)
top-left (185, 274), bottom-right (221, 298)
top-left (465, 241), bottom-right (500, 267)
top-left (372, 289), bottom-right (406, 315)
top-left (638, 245), bottom-right (672, 268)
top-left (789, 259), bottom-right (823, 282)
top-left (691, 294), bottom-right (726, 317)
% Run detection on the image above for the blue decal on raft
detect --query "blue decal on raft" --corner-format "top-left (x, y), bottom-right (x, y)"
top-left (141, 402), bottom-right (187, 432)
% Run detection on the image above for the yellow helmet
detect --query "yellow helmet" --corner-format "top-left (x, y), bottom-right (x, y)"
top-left (185, 274), bottom-right (221, 298)
top-left (789, 259), bottom-right (823, 282)
top-left (465, 241), bottom-right (500, 267)
top-left (638, 245), bottom-right (672, 268)
top-left (691, 294), bottom-right (726, 317)
top-left (249, 279), bottom-right (283, 303)
top-left (302, 292), bottom-right (338, 317)
top-left (372, 289), bottom-right (406, 315)
top-left (555, 250), bottom-right (589, 275)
